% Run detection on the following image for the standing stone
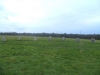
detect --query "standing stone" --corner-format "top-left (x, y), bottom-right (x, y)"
top-left (18, 36), bottom-right (21, 40)
top-left (34, 36), bottom-right (37, 41)
top-left (91, 38), bottom-right (95, 43)
top-left (76, 38), bottom-right (80, 42)
top-left (48, 36), bottom-right (52, 41)
top-left (2, 36), bottom-right (6, 41)
top-left (62, 37), bottom-right (65, 41)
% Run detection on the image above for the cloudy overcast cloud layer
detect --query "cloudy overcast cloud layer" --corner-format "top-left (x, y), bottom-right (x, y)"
top-left (0, 0), bottom-right (100, 34)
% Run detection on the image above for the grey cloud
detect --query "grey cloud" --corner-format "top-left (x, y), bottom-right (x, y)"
top-left (0, 16), bottom-right (8, 20)
top-left (0, 23), bottom-right (26, 32)
top-left (0, 5), bottom-right (4, 11)
top-left (0, 0), bottom-right (100, 34)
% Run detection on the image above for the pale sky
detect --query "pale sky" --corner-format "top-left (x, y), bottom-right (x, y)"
top-left (0, 0), bottom-right (100, 34)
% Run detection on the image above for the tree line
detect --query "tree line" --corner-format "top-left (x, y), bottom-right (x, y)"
top-left (0, 32), bottom-right (100, 40)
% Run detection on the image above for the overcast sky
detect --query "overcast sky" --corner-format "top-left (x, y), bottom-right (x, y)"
top-left (0, 0), bottom-right (100, 34)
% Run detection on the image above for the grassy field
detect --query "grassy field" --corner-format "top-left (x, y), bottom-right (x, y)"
top-left (0, 36), bottom-right (100, 75)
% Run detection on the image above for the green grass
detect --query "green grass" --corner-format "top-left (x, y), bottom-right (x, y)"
top-left (0, 36), bottom-right (100, 75)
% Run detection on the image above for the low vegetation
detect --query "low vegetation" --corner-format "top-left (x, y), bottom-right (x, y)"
top-left (0, 36), bottom-right (100, 75)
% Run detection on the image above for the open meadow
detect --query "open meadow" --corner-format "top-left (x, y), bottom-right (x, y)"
top-left (0, 36), bottom-right (100, 75)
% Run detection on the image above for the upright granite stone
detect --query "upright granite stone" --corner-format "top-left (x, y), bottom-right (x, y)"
top-left (76, 38), bottom-right (80, 42)
top-left (62, 37), bottom-right (65, 41)
top-left (34, 36), bottom-right (37, 41)
top-left (2, 36), bottom-right (6, 41)
top-left (91, 38), bottom-right (95, 43)
top-left (18, 36), bottom-right (21, 40)
top-left (48, 36), bottom-right (52, 41)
